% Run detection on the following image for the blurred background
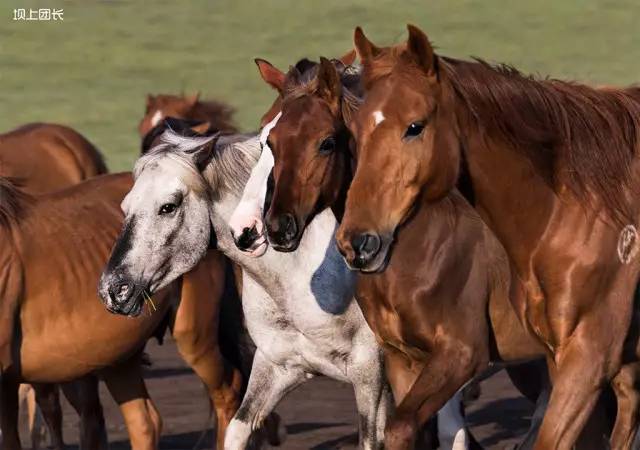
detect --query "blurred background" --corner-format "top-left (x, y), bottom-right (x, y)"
top-left (2, 0), bottom-right (639, 172)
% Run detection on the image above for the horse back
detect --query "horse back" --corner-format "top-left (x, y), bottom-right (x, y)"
top-left (0, 123), bottom-right (108, 194)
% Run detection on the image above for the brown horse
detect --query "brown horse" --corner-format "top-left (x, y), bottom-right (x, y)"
top-left (0, 122), bottom-right (111, 449)
top-left (0, 123), bottom-right (108, 194)
top-left (253, 55), bottom-right (553, 449)
top-left (138, 93), bottom-right (238, 139)
top-left (0, 174), bottom-right (244, 450)
top-left (335, 25), bottom-right (640, 450)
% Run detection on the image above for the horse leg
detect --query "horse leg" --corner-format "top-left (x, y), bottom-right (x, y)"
top-left (61, 375), bottom-right (108, 450)
top-left (533, 339), bottom-right (610, 450)
top-left (173, 252), bottom-right (243, 450)
top-left (384, 344), bottom-right (482, 450)
top-left (383, 348), bottom-right (440, 450)
top-left (610, 361), bottom-right (640, 449)
top-left (31, 383), bottom-right (64, 450)
top-left (1, 376), bottom-right (22, 450)
top-left (382, 346), bottom-right (477, 450)
top-left (349, 347), bottom-right (388, 450)
top-left (224, 350), bottom-right (305, 450)
top-left (102, 357), bottom-right (162, 450)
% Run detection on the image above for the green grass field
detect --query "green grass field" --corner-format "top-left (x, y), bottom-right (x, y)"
top-left (2, 0), bottom-right (640, 171)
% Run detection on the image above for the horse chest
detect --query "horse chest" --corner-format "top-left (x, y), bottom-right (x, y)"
top-left (240, 273), bottom-right (357, 379)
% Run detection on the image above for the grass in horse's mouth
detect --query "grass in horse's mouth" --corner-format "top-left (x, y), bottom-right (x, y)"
top-left (143, 289), bottom-right (156, 313)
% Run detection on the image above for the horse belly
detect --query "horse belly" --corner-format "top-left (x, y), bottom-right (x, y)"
top-left (17, 311), bottom-right (161, 382)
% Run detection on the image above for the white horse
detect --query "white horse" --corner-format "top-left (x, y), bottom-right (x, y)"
top-left (99, 130), bottom-right (390, 449)
top-left (227, 113), bottom-right (472, 450)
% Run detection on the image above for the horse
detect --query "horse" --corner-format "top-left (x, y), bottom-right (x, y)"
top-left (0, 173), bottom-right (246, 450)
top-left (0, 122), bottom-right (110, 449)
top-left (334, 24), bottom-right (640, 450)
top-left (98, 129), bottom-right (391, 450)
top-left (0, 123), bottom-right (108, 194)
top-left (138, 93), bottom-right (238, 139)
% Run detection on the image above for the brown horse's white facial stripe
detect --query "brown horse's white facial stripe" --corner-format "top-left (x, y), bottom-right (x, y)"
top-left (150, 110), bottom-right (164, 127)
top-left (372, 110), bottom-right (385, 126)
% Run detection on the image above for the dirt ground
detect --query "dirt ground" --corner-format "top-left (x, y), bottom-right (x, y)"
top-left (21, 337), bottom-right (534, 450)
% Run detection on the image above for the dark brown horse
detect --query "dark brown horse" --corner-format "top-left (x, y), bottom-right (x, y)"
top-left (335, 25), bottom-right (640, 450)
top-left (0, 123), bottom-right (107, 194)
top-left (252, 55), bottom-right (553, 449)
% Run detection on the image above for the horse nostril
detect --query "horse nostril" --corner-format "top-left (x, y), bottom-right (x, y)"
top-left (274, 213), bottom-right (298, 242)
top-left (233, 226), bottom-right (259, 251)
top-left (351, 233), bottom-right (381, 267)
top-left (108, 280), bottom-right (133, 304)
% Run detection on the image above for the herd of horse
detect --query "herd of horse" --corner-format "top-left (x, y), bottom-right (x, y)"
top-left (2, 22), bottom-right (640, 450)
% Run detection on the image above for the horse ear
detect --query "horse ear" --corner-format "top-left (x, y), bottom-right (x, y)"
top-left (255, 58), bottom-right (285, 93)
top-left (406, 24), bottom-right (436, 75)
top-left (354, 27), bottom-right (380, 64)
top-left (317, 57), bottom-right (341, 108)
top-left (188, 92), bottom-right (201, 105)
top-left (190, 121), bottom-right (211, 135)
top-left (146, 94), bottom-right (154, 109)
top-left (339, 49), bottom-right (357, 66)
top-left (190, 134), bottom-right (220, 172)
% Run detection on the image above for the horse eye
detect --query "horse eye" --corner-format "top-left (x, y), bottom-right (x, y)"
top-left (158, 203), bottom-right (177, 215)
top-left (319, 137), bottom-right (336, 154)
top-left (404, 122), bottom-right (425, 139)
top-left (265, 139), bottom-right (274, 150)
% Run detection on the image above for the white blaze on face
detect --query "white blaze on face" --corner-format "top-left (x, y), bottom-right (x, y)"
top-left (150, 110), bottom-right (164, 127)
top-left (228, 112), bottom-right (282, 257)
top-left (373, 110), bottom-right (385, 126)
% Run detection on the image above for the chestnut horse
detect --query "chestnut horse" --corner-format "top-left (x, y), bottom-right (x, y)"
top-left (336, 25), bottom-right (640, 450)
top-left (0, 122), bottom-right (110, 449)
top-left (0, 174), bottom-right (244, 450)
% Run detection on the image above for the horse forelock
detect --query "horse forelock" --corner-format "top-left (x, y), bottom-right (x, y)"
top-left (135, 130), bottom-right (260, 198)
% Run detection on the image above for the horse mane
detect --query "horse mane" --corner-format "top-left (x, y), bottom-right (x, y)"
top-left (135, 130), bottom-right (259, 198)
top-left (0, 177), bottom-right (33, 228)
top-left (440, 57), bottom-right (640, 222)
top-left (190, 98), bottom-right (238, 134)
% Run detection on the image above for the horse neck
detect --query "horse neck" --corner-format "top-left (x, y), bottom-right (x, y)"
top-left (451, 91), bottom-right (558, 262)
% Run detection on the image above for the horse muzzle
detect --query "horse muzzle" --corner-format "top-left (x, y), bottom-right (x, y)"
top-left (98, 273), bottom-right (145, 317)
top-left (337, 231), bottom-right (392, 273)
top-left (231, 225), bottom-right (269, 257)
top-left (265, 212), bottom-right (301, 252)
